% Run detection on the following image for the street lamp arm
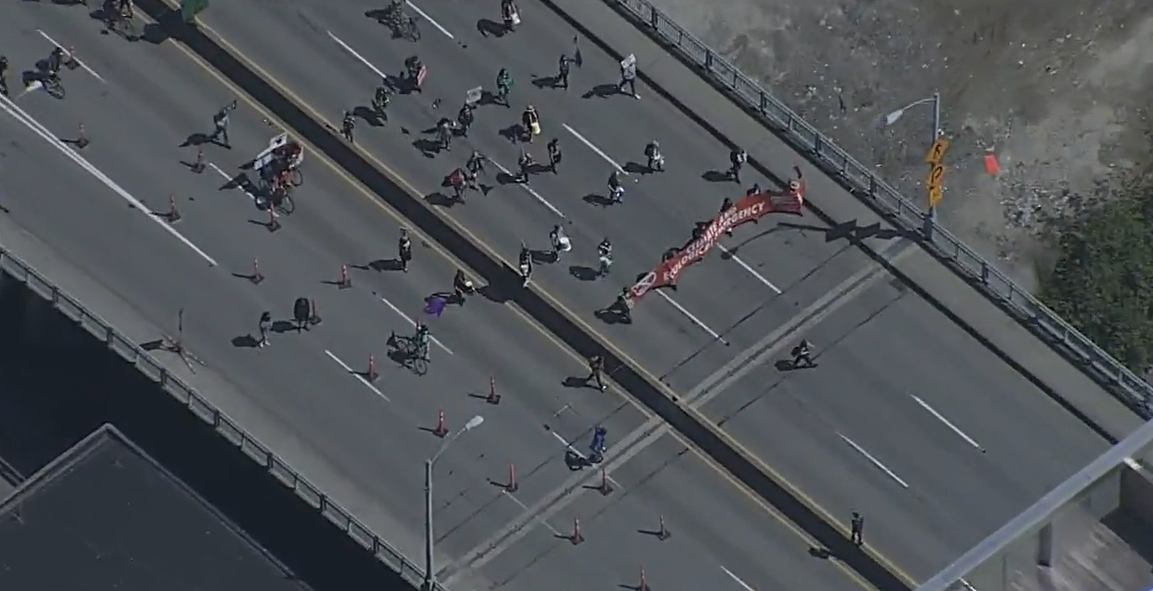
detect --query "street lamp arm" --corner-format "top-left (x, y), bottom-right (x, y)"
top-left (898, 96), bottom-right (936, 113)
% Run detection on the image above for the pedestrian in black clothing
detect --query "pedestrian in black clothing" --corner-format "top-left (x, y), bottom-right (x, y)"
top-left (555, 54), bottom-right (571, 89)
top-left (258, 311), bottom-right (272, 348)
top-left (398, 229), bottom-right (413, 272)
top-left (211, 100), bottom-right (238, 148)
top-left (586, 355), bottom-right (606, 391)
top-left (850, 512), bottom-right (864, 546)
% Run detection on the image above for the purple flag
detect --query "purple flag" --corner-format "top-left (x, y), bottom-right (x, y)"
top-left (424, 296), bottom-right (447, 318)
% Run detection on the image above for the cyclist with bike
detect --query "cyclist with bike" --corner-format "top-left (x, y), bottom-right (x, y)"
top-left (46, 47), bottom-right (65, 79)
top-left (413, 322), bottom-right (431, 360)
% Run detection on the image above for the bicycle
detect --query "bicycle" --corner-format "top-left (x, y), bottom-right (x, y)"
top-left (42, 75), bottom-right (65, 99)
top-left (389, 333), bottom-right (429, 376)
top-left (288, 167), bottom-right (304, 187)
top-left (272, 193), bottom-right (295, 216)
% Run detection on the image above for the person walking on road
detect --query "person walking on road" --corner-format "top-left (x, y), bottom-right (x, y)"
top-left (850, 512), bottom-right (864, 547)
top-left (791, 339), bottom-right (815, 369)
top-left (585, 354), bottom-right (607, 391)
top-left (398, 228), bottom-right (413, 272)
top-left (728, 148), bottom-right (747, 183)
top-left (547, 138), bottom-right (562, 173)
top-left (555, 53), bottom-right (572, 89)
top-left (618, 54), bottom-right (639, 99)
top-left (210, 100), bottom-right (238, 148)
top-left (257, 311), bottom-right (272, 348)
top-left (341, 110), bottom-right (356, 143)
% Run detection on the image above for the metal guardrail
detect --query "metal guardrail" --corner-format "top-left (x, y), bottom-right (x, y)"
top-left (605, 0), bottom-right (1153, 417)
top-left (0, 248), bottom-right (441, 591)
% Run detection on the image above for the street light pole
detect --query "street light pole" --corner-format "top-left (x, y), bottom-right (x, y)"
top-left (422, 458), bottom-right (435, 591)
top-left (884, 92), bottom-right (943, 233)
top-left (422, 415), bottom-right (485, 591)
top-left (929, 92), bottom-right (941, 224)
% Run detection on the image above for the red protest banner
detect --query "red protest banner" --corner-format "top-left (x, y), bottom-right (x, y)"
top-left (627, 190), bottom-right (802, 302)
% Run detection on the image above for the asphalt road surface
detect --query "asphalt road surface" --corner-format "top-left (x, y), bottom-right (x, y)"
top-left (0, 6), bottom-right (870, 591)
top-left (0, 0), bottom-right (1125, 586)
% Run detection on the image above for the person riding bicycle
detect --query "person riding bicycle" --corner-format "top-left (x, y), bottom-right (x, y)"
top-left (413, 322), bottom-right (431, 359)
top-left (372, 81), bottom-right (391, 115)
top-left (46, 47), bottom-right (65, 80)
top-left (275, 168), bottom-right (294, 193)
top-left (494, 68), bottom-right (513, 105)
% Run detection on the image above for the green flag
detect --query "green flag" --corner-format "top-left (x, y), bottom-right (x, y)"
top-left (180, 0), bottom-right (209, 23)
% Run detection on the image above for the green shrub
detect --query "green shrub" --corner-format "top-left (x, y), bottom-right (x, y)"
top-left (1042, 187), bottom-right (1153, 372)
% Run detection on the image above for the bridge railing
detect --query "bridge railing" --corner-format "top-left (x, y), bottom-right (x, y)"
top-left (604, 0), bottom-right (1153, 417)
top-left (0, 248), bottom-right (441, 591)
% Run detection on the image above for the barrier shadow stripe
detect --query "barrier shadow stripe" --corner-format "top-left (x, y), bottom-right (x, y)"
top-left (132, 2), bottom-right (911, 591)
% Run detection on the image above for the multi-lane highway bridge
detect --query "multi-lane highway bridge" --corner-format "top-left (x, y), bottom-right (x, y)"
top-left (1, 1), bottom-right (1151, 591)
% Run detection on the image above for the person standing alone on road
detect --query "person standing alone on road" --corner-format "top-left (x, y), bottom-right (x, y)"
top-left (850, 512), bottom-right (864, 546)
top-left (211, 100), bottom-right (237, 148)
top-left (555, 53), bottom-right (572, 89)
top-left (257, 311), bottom-right (272, 348)
top-left (398, 228), bottom-right (413, 272)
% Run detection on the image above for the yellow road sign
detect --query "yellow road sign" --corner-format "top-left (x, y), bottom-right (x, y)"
top-left (927, 163), bottom-right (945, 191)
top-left (925, 138), bottom-right (950, 164)
top-left (928, 185), bottom-right (943, 208)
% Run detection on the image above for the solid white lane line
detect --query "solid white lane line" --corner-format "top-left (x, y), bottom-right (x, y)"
top-left (327, 31), bottom-right (389, 80)
top-left (208, 162), bottom-right (273, 214)
top-left (656, 290), bottom-right (728, 345)
top-left (715, 244), bottom-right (782, 293)
top-left (37, 29), bottom-right (107, 83)
top-left (487, 159), bottom-right (567, 219)
top-left (721, 566), bottom-right (758, 591)
top-left (0, 93), bottom-right (218, 266)
top-left (838, 433), bottom-right (909, 489)
top-left (405, 1), bottom-right (455, 39)
top-left (324, 349), bottom-right (391, 402)
top-left (378, 296), bottom-right (454, 355)
top-left (500, 490), bottom-right (563, 537)
top-left (910, 395), bottom-right (985, 452)
top-left (562, 123), bottom-right (627, 175)
top-left (549, 431), bottom-right (621, 486)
